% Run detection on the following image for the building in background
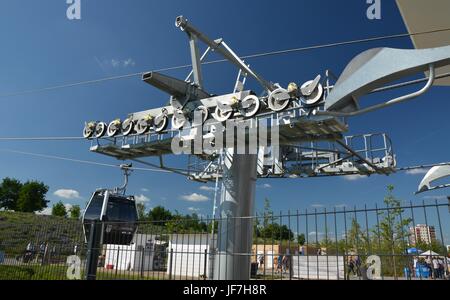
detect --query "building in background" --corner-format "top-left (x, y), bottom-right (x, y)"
top-left (409, 224), bottom-right (436, 245)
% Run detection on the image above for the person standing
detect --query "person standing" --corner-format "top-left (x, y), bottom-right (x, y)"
top-left (276, 254), bottom-right (283, 274)
top-left (432, 257), bottom-right (439, 279)
top-left (282, 255), bottom-right (288, 274)
top-left (426, 256), bottom-right (433, 279)
top-left (354, 255), bottom-right (362, 277)
top-left (346, 256), bottom-right (355, 280)
top-left (257, 254), bottom-right (264, 269)
top-left (437, 257), bottom-right (444, 279)
top-left (413, 257), bottom-right (418, 278)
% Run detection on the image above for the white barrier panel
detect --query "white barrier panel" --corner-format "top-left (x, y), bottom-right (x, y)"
top-left (292, 256), bottom-right (345, 280)
top-left (167, 243), bottom-right (210, 278)
top-left (104, 244), bottom-right (136, 271)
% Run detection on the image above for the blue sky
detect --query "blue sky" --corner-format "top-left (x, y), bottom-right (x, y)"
top-left (0, 0), bottom-right (449, 241)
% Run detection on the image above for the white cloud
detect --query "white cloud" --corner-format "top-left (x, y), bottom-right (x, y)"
top-left (53, 189), bottom-right (81, 199)
top-left (64, 203), bottom-right (73, 211)
top-left (141, 188), bottom-right (149, 192)
top-left (111, 59), bottom-right (120, 67)
top-left (423, 195), bottom-right (447, 200)
top-left (334, 204), bottom-right (348, 209)
top-left (135, 194), bottom-right (150, 203)
top-left (308, 231), bottom-right (325, 236)
top-left (180, 193), bottom-right (209, 202)
top-left (36, 207), bottom-right (52, 215)
top-left (343, 175), bottom-right (367, 181)
top-left (188, 207), bottom-right (201, 212)
top-left (199, 186), bottom-right (215, 192)
top-left (36, 203), bottom-right (75, 216)
top-left (258, 183), bottom-right (272, 189)
top-left (311, 204), bottom-right (325, 208)
top-left (107, 58), bottom-right (136, 68)
top-left (406, 169), bottom-right (429, 175)
top-left (123, 58), bottom-right (136, 67)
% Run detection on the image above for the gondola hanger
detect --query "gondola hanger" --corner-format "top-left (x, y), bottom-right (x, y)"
top-left (113, 163), bottom-right (133, 196)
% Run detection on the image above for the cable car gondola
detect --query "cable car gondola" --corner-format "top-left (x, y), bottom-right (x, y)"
top-left (82, 164), bottom-right (138, 245)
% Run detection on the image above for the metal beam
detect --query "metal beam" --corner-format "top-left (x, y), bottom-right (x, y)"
top-left (175, 16), bottom-right (275, 92)
top-left (188, 34), bottom-right (204, 88)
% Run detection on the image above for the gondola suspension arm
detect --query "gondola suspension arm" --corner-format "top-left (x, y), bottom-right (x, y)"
top-left (113, 164), bottom-right (133, 195)
top-left (314, 64), bottom-right (436, 117)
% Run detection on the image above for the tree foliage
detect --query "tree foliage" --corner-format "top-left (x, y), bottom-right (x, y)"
top-left (147, 206), bottom-right (173, 224)
top-left (69, 205), bottom-right (81, 219)
top-left (16, 181), bottom-right (49, 213)
top-left (136, 203), bottom-right (146, 220)
top-left (372, 185), bottom-right (412, 253)
top-left (254, 198), bottom-right (294, 241)
top-left (297, 233), bottom-right (306, 245)
top-left (52, 201), bottom-right (67, 217)
top-left (0, 178), bottom-right (23, 210)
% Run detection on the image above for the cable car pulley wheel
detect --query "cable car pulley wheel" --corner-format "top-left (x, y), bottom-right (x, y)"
top-left (267, 88), bottom-right (291, 112)
top-left (122, 118), bottom-right (135, 136)
top-left (154, 111), bottom-right (168, 133)
top-left (300, 80), bottom-right (324, 106)
top-left (95, 122), bottom-right (107, 138)
top-left (107, 120), bottom-right (122, 137)
top-left (172, 109), bottom-right (187, 130)
top-left (239, 95), bottom-right (261, 117)
top-left (83, 122), bottom-right (96, 139)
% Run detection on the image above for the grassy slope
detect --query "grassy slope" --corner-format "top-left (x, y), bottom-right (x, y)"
top-left (0, 211), bottom-right (83, 256)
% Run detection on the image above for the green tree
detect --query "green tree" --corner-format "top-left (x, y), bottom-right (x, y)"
top-left (347, 218), bottom-right (369, 254)
top-left (166, 211), bottom-right (208, 233)
top-left (136, 203), bottom-right (146, 220)
top-left (372, 185), bottom-right (412, 277)
top-left (52, 201), bottom-right (67, 217)
top-left (16, 181), bottom-right (49, 213)
top-left (148, 206), bottom-right (173, 224)
top-left (69, 205), bottom-right (81, 219)
top-left (260, 223), bottom-right (294, 241)
top-left (263, 198), bottom-right (273, 228)
top-left (415, 238), bottom-right (447, 255)
top-left (0, 178), bottom-right (23, 210)
top-left (297, 233), bottom-right (306, 245)
top-left (208, 220), bottom-right (219, 234)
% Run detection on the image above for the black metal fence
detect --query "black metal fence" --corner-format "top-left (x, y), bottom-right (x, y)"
top-left (0, 199), bottom-right (449, 280)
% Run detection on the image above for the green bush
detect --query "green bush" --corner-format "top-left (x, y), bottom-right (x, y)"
top-left (0, 265), bottom-right (71, 280)
top-left (0, 265), bottom-right (35, 280)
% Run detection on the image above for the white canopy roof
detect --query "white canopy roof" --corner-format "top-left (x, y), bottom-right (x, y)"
top-left (419, 250), bottom-right (441, 257)
top-left (417, 165), bottom-right (450, 193)
top-left (396, 0), bottom-right (450, 86)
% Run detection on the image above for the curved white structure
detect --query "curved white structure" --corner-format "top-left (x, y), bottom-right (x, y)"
top-left (417, 165), bottom-right (450, 193)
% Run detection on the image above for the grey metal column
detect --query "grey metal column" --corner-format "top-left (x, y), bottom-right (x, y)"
top-left (214, 149), bottom-right (257, 280)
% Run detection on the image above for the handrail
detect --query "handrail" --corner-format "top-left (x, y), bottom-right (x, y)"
top-left (314, 64), bottom-right (436, 117)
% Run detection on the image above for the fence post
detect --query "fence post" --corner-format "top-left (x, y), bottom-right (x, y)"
top-left (85, 220), bottom-right (101, 280)
top-left (115, 246), bottom-right (120, 276)
top-left (168, 248), bottom-right (174, 280)
top-left (140, 247), bottom-right (145, 278)
top-left (289, 254), bottom-right (293, 280)
top-left (203, 248), bottom-right (208, 280)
